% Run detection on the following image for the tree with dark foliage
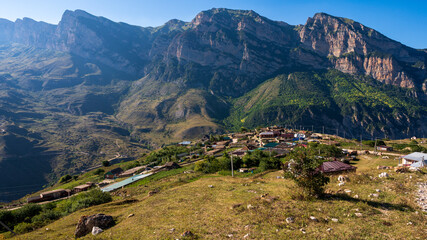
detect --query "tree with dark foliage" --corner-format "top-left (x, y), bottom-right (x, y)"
top-left (283, 147), bottom-right (329, 198)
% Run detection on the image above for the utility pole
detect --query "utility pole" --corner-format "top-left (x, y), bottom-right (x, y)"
top-left (0, 221), bottom-right (15, 235)
top-left (374, 137), bottom-right (377, 153)
top-left (312, 125), bottom-right (314, 132)
top-left (336, 128), bottom-right (338, 137)
top-left (231, 154), bottom-right (234, 177)
top-left (360, 134), bottom-right (362, 152)
top-left (322, 126), bottom-right (325, 135)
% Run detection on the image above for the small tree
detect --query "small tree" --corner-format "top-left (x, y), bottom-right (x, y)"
top-left (94, 168), bottom-right (105, 175)
top-left (59, 174), bottom-right (72, 183)
top-left (102, 160), bottom-right (110, 167)
top-left (283, 147), bottom-right (329, 198)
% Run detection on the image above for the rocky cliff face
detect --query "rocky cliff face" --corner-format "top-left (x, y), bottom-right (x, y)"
top-left (1, 9), bottom-right (425, 93)
top-left (0, 8), bottom-right (426, 202)
top-left (299, 12), bottom-right (425, 91)
top-left (332, 55), bottom-right (415, 88)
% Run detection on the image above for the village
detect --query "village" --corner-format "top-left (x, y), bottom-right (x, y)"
top-left (0, 125), bottom-right (426, 239)
top-left (22, 126), bottom-right (427, 213)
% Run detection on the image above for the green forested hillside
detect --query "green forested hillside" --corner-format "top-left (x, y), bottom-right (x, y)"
top-left (226, 70), bottom-right (426, 138)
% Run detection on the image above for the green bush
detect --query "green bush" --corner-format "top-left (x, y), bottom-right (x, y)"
top-left (308, 142), bottom-right (343, 157)
top-left (14, 222), bottom-right (34, 234)
top-left (283, 147), bottom-right (329, 198)
top-left (59, 174), bottom-right (72, 183)
top-left (102, 160), bottom-right (110, 167)
top-left (31, 209), bottom-right (62, 225)
top-left (57, 189), bottom-right (112, 214)
top-left (0, 190), bottom-right (112, 235)
top-left (94, 168), bottom-right (105, 175)
top-left (13, 204), bottom-right (42, 223)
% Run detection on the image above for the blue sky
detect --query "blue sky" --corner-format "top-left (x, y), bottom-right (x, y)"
top-left (0, 0), bottom-right (425, 49)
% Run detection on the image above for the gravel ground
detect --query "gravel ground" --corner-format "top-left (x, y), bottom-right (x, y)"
top-left (415, 182), bottom-right (427, 212)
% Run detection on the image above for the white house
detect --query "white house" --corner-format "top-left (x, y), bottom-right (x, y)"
top-left (401, 152), bottom-right (427, 168)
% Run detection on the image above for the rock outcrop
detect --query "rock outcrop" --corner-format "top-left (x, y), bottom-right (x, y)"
top-left (74, 214), bottom-right (115, 238)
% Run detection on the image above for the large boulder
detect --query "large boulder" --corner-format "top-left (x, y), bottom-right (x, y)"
top-left (74, 213), bottom-right (114, 238)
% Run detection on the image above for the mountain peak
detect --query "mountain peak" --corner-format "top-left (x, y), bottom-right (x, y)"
top-left (60, 9), bottom-right (98, 24)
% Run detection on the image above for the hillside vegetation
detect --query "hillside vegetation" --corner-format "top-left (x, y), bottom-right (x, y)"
top-left (10, 156), bottom-right (426, 239)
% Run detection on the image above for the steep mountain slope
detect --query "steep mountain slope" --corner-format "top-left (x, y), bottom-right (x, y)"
top-left (299, 13), bottom-right (427, 90)
top-left (226, 70), bottom-right (426, 138)
top-left (0, 8), bottom-right (426, 202)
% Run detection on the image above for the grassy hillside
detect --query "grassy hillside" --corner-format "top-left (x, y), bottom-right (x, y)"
top-left (10, 156), bottom-right (427, 239)
top-left (226, 70), bottom-right (426, 138)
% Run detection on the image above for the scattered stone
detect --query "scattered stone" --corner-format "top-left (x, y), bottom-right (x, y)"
top-left (309, 216), bottom-right (318, 222)
top-left (45, 228), bottom-right (50, 231)
top-left (286, 217), bottom-right (295, 223)
top-left (407, 222), bottom-right (413, 225)
top-left (231, 203), bottom-right (242, 209)
top-left (337, 175), bottom-right (349, 182)
top-left (243, 233), bottom-right (250, 238)
top-left (415, 182), bottom-right (427, 212)
top-left (148, 189), bottom-right (159, 196)
top-left (355, 213), bottom-right (363, 217)
top-left (127, 213), bottom-right (134, 218)
top-left (300, 228), bottom-right (306, 234)
top-left (383, 221), bottom-right (392, 226)
top-left (331, 218), bottom-right (339, 223)
top-left (276, 229), bottom-right (279, 232)
top-left (379, 172), bottom-right (389, 178)
top-left (327, 227), bottom-right (332, 232)
top-left (247, 204), bottom-right (255, 210)
top-left (244, 225), bottom-right (251, 230)
top-left (91, 226), bottom-right (103, 236)
top-left (354, 208), bottom-right (359, 212)
top-left (368, 193), bottom-right (379, 198)
top-left (376, 189), bottom-right (381, 192)
top-left (208, 185), bottom-right (214, 188)
top-left (262, 196), bottom-right (279, 203)
top-left (276, 176), bottom-right (281, 179)
top-left (338, 182), bottom-right (345, 186)
top-left (247, 190), bottom-right (257, 193)
top-left (181, 231), bottom-right (194, 237)
top-left (344, 189), bottom-right (352, 193)
top-left (227, 234), bottom-right (233, 238)
top-left (74, 214), bottom-right (115, 238)
top-left (354, 194), bottom-right (359, 199)
top-left (169, 228), bottom-right (175, 233)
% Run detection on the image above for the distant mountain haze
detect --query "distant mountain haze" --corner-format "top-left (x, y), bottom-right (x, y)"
top-left (0, 8), bottom-right (426, 202)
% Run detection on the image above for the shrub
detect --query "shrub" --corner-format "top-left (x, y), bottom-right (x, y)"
top-left (259, 157), bottom-right (281, 171)
top-left (0, 210), bottom-right (15, 227)
top-left (57, 189), bottom-right (112, 214)
top-left (13, 204), bottom-right (42, 223)
top-left (59, 174), bottom-right (72, 183)
top-left (102, 160), bottom-right (110, 167)
top-left (14, 222), bottom-right (34, 234)
top-left (94, 168), bottom-right (105, 175)
top-left (283, 147), bottom-right (329, 198)
top-left (31, 210), bottom-right (62, 225)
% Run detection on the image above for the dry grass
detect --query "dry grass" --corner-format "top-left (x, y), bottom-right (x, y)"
top-left (10, 156), bottom-right (427, 240)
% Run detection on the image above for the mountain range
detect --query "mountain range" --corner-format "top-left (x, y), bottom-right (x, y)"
top-left (0, 8), bottom-right (426, 202)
